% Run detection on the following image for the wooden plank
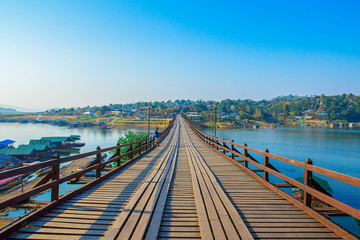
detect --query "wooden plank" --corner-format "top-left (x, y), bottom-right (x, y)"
top-left (145, 136), bottom-right (178, 240)
top-left (29, 221), bottom-right (109, 230)
top-left (10, 233), bottom-right (99, 240)
top-left (19, 227), bottom-right (104, 236)
top-left (104, 121), bottom-right (179, 240)
top-left (182, 120), bottom-right (254, 240)
top-left (188, 145), bottom-right (238, 240)
top-left (184, 138), bottom-right (214, 240)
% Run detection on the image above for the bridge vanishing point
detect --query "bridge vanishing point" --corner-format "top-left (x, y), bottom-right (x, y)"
top-left (0, 115), bottom-right (359, 239)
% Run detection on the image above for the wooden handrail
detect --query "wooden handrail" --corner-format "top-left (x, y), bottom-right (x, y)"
top-left (0, 118), bottom-right (174, 211)
top-left (186, 118), bottom-right (360, 188)
top-left (184, 117), bottom-right (360, 224)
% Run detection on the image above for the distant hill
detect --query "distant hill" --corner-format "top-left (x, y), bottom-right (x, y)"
top-left (0, 104), bottom-right (39, 113)
top-left (0, 107), bottom-right (19, 114)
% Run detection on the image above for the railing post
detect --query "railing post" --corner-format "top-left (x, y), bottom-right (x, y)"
top-left (244, 143), bottom-right (248, 168)
top-left (51, 154), bottom-right (60, 202)
top-left (231, 140), bottom-right (235, 159)
top-left (129, 143), bottom-right (133, 159)
top-left (222, 139), bottom-right (226, 154)
top-left (264, 149), bottom-right (269, 182)
top-left (304, 158), bottom-right (313, 207)
top-left (139, 141), bottom-right (142, 155)
top-left (116, 143), bottom-right (121, 167)
top-left (96, 146), bottom-right (101, 179)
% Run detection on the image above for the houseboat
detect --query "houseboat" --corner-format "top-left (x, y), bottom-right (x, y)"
top-left (40, 135), bottom-right (85, 149)
top-left (0, 175), bottom-right (22, 192)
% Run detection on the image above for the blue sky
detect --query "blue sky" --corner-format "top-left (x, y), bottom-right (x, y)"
top-left (1, 1), bottom-right (359, 110)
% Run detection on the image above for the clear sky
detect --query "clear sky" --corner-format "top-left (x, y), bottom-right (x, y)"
top-left (1, 1), bottom-right (359, 110)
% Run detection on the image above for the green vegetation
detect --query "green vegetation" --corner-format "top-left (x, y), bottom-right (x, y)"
top-left (2, 94), bottom-right (359, 127)
top-left (182, 94), bottom-right (360, 124)
top-left (112, 131), bottom-right (148, 167)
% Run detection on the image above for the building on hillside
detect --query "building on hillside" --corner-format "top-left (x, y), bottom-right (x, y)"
top-left (187, 112), bottom-right (201, 120)
top-left (138, 107), bottom-right (148, 116)
top-left (83, 111), bottom-right (97, 117)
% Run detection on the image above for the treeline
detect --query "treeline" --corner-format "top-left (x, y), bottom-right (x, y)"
top-left (44, 94), bottom-right (360, 123)
top-left (182, 94), bottom-right (360, 123)
top-left (45, 101), bottom-right (181, 116)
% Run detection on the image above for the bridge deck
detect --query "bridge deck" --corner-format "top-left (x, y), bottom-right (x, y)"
top-left (9, 117), bottom-right (341, 239)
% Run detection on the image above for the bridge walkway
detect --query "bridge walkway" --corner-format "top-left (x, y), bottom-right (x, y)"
top-left (9, 121), bottom-right (179, 240)
top-left (8, 116), bottom-right (343, 239)
top-left (183, 120), bottom-right (341, 239)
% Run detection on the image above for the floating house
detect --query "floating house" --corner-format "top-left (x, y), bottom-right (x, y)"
top-left (29, 139), bottom-right (56, 148)
top-left (40, 136), bottom-right (85, 149)
top-left (0, 139), bottom-right (15, 148)
top-left (18, 144), bottom-right (55, 160)
top-left (349, 123), bottom-right (356, 127)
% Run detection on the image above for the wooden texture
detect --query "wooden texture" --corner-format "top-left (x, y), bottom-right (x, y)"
top-left (9, 123), bottom-right (177, 240)
top-left (6, 116), bottom-right (349, 240)
top-left (184, 119), bottom-right (342, 240)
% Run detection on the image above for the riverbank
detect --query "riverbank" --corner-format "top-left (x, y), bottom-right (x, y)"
top-left (0, 114), bottom-right (170, 128)
top-left (189, 119), bottom-right (360, 129)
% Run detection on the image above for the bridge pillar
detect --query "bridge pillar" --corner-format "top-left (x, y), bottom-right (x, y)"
top-left (96, 146), bottom-right (102, 178)
top-left (51, 154), bottom-right (60, 202)
top-left (264, 149), bottom-right (269, 182)
top-left (231, 140), bottom-right (235, 159)
top-left (244, 143), bottom-right (248, 168)
top-left (222, 139), bottom-right (226, 154)
top-left (304, 158), bottom-right (313, 207)
top-left (116, 143), bottom-right (121, 167)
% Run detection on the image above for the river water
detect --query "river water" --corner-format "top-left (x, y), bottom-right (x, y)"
top-left (0, 123), bottom-right (359, 235)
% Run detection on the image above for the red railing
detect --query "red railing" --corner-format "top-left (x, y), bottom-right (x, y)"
top-left (185, 117), bottom-right (359, 239)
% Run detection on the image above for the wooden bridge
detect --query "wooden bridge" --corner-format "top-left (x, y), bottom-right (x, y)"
top-left (0, 116), bottom-right (359, 239)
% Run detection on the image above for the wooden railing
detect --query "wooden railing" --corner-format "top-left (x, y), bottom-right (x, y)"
top-left (185, 118), bottom-right (359, 239)
top-left (0, 119), bottom-right (173, 219)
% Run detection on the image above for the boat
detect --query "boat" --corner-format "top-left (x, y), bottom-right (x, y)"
top-left (35, 167), bottom-right (51, 177)
top-left (293, 176), bottom-right (333, 207)
top-left (267, 124), bottom-right (277, 128)
top-left (0, 175), bottom-right (22, 192)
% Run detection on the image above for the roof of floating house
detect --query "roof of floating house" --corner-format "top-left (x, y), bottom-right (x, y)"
top-left (40, 137), bottom-right (71, 142)
top-left (29, 139), bottom-right (55, 147)
top-left (69, 135), bottom-right (81, 140)
top-left (18, 144), bottom-right (50, 151)
top-left (0, 139), bottom-right (15, 147)
top-left (0, 147), bottom-right (38, 156)
top-left (296, 176), bottom-right (333, 193)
